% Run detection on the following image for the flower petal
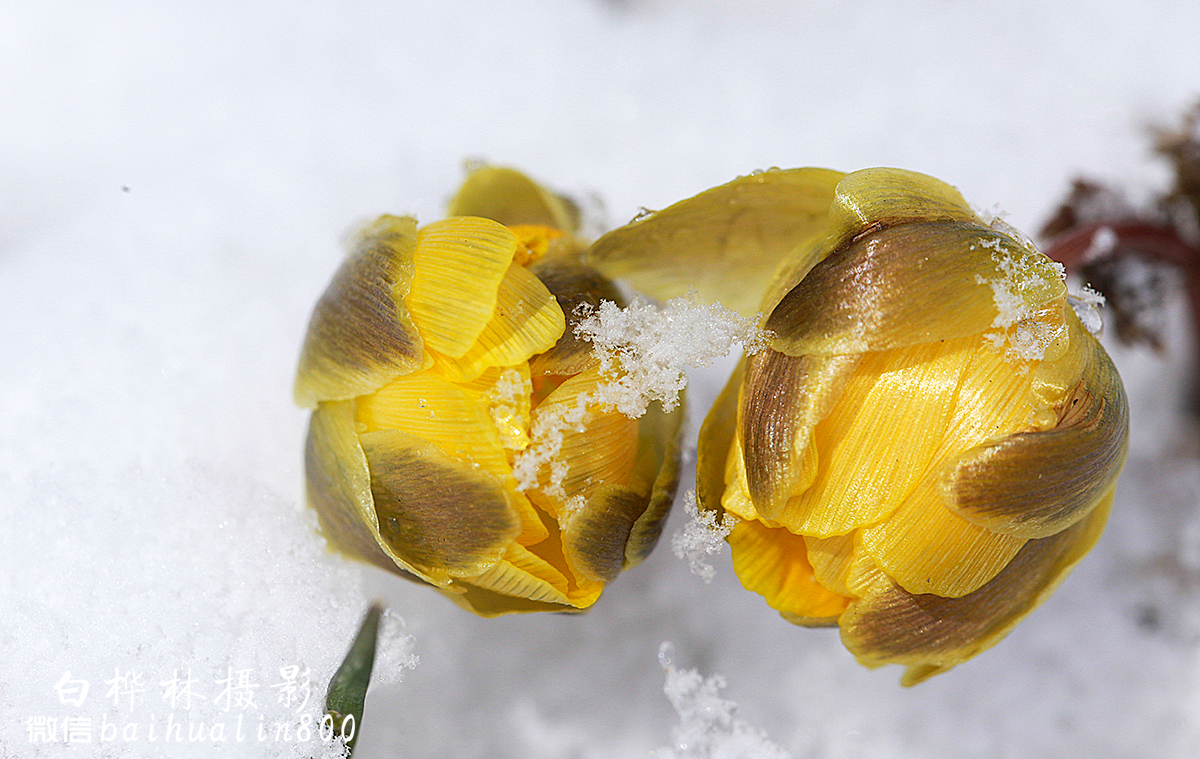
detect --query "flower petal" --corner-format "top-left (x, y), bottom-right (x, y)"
top-left (562, 485), bottom-right (650, 583)
top-left (773, 338), bottom-right (968, 538)
top-left (840, 488), bottom-right (1114, 685)
top-left (728, 520), bottom-right (850, 625)
top-left (943, 331), bottom-right (1129, 539)
top-left (466, 543), bottom-right (572, 606)
top-left (360, 429), bottom-right (521, 584)
top-left (824, 168), bottom-right (980, 248)
top-left (624, 400), bottom-right (685, 567)
top-left (304, 401), bottom-right (420, 576)
top-left (586, 168), bottom-right (845, 317)
top-left (295, 216), bottom-right (425, 408)
top-left (447, 165), bottom-right (579, 233)
top-left (766, 221), bottom-right (1068, 356)
top-left (407, 217), bottom-right (521, 358)
top-left (739, 349), bottom-right (859, 521)
top-left (434, 262), bottom-right (566, 381)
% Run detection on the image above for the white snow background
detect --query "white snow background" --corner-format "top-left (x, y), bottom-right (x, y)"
top-left (3, 1), bottom-right (1200, 757)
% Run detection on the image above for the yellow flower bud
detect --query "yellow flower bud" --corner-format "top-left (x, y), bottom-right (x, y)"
top-left (295, 167), bottom-right (682, 616)
top-left (590, 167), bottom-right (1129, 684)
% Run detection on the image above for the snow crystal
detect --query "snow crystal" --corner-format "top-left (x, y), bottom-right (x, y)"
top-left (971, 235), bottom-right (1069, 362)
top-left (653, 642), bottom-right (791, 759)
top-left (513, 294), bottom-right (765, 502)
top-left (575, 293), bottom-right (767, 418)
top-left (671, 492), bottom-right (738, 583)
top-left (1069, 284), bottom-right (1108, 337)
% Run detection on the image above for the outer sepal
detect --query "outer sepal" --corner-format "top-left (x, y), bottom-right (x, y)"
top-left (295, 216), bottom-right (425, 408)
top-left (586, 168), bottom-right (845, 318)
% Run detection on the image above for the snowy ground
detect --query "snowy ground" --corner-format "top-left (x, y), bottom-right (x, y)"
top-left (3, 1), bottom-right (1200, 757)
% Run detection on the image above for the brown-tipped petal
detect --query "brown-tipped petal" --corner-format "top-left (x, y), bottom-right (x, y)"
top-left (447, 165), bottom-right (580, 233)
top-left (360, 429), bottom-right (521, 585)
top-left (696, 357), bottom-right (744, 515)
top-left (563, 485), bottom-right (649, 584)
top-left (304, 401), bottom-right (419, 577)
top-left (586, 168), bottom-right (845, 317)
top-left (295, 216), bottom-right (425, 408)
top-left (528, 258), bottom-right (627, 377)
top-left (841, 489), bottom-right (1114, 684)
top-left (739, 349), bottom-right (859, 520)
top-left (944, 338), bottom-right (1129, 539)
top-left (408, 217), bottom-right (521, 358)
top-left (824, 168), bottom-right (980, 249)
top-left (624, 400), bottom-right (685, 567)
top-left (766, 221), bottom-right (1068, 357)
top-left (728, 520), bottom-right (850, 625)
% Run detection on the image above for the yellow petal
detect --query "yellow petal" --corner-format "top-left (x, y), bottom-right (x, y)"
top-left (562, 485), bottom-right (650, 583)
top-left (407, 217), bottom-right (520, 358)
top-left (360, 429), bottom-right (521, 584)
top-left (739, 349), bottom-right (858, 521)
top-left (841, 487), bottom-right (1114, 685)
top-left (434, 262), bottom-right (566, 382)
top-left (624, 399), bottom-right (685, 567)
top-left (304, 401), bottom-right (423, 577)
top-left (728, 520), bottom-right (850, 625)
top-left (467, 543), bottom-right (572, 606)
top-left (824, 167), bottom-right (980, 249)
top-left (774, 337), bottom-right (970, 538)
top-left (766, 221), bottom-right (1068, 357)
top-left (521, 369), bottom-right (641, 519)
top-left (943, 328), bottom-right (1129, 539)
top-left (527, 258), bottom-right (627, 377)
top-left (295, 216), bottom-right (425, 407)
top-left (586, 168), bottom-right (845, 317)
top-left (447, 165), bottom-right (579, 233)
top-left (356, 369), bottom-right (511, 475)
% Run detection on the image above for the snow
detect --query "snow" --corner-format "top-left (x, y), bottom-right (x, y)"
top-left (671, 492), bottom-right (738, 584)
top-left (4, 0), bottom-right (1200, 757)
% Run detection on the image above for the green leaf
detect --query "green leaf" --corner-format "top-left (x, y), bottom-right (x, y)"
top-left (326, 603), bottom-right (383, 756)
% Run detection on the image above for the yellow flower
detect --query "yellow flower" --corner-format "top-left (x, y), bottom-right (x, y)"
top-left (295, 167), bottom-right (682, 616)
top-left (587, 167), bottom-right (1129, 684)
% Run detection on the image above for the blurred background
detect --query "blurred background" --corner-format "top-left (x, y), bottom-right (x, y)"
top-left (3, 1), bottom-right (1200, 757)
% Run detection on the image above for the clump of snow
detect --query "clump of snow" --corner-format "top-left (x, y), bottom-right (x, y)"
top-left (1069, 284), bottom-right (1108, 337)
top-left (575, 293), bottom-right (768, 418)
top-left (671, 492), bottom-right (738, 583)
top-left (971, 235), bottom-right (1069, 362)
top-left (653, 642), bottom-right (791, 759)
top-left (513, 294), bottom-right (766, 502)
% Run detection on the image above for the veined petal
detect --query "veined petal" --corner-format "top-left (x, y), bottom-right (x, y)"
top-left (624, 400), bottom-right (685, 567)
top-left (841, 488), bottom-right (1114, 685)
top-left (295, 216), bottom-right (424, 407)
top-left (824, 168), bottom-right (980, 249)
top-left (360, 429), bottom-right (521, 584)
top-left (447, 165), bottom-right (579, 233)
top-left (523, 369), bottom-right (641, 519)
top-left (774, 339), bottom-right (967, 538)
top-left (304, 400), bottom-right (425, 578)
top-left (435, 262), bottom-right (566, 381)
top-left (944, 331), bottom-right (1129, 539)
top-left (356, 369), bottom-right (511, 476)
top-left (739, 349), bottom-right (858, 521)
top-left (408, 217), bottom-right (520, 358)
top-left (586, 168), bottom-right (845, 317)
top-left (563, 485), bottom-right (650, 584)
top-left (528, 258), bottom-right (627, 377)
top-left (728, 520), bottom-right (850, 625)
top-left (766, 221), bottom-right (1068, 357)
top-left (467, 543), bottom-right (572, 606)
